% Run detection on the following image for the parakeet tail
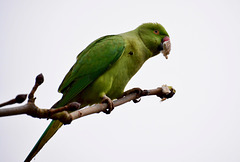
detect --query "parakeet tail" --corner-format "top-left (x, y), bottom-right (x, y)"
top-left (24, 101), bottom-right (64, 162)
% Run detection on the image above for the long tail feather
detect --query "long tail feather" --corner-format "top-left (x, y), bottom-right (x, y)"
top-left (24, 120), bottom-right (63, 162)
top-left (24, 99), bottom-right (68, 162)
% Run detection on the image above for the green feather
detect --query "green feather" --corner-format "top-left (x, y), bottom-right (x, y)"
top-left (24, 120), bottom-right (62, 162)
top-left (57, 35), bottom-right (125, 105)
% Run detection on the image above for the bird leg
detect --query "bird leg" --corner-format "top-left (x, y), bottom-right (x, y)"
top-left (101, 95), bottom-right (114, 114)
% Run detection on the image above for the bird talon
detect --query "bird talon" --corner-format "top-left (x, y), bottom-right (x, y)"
top-left (121, 88), bottom-right (145, 103)
top-left (133, 98), bottom-right (141, 103)
top-left (101, 95), bottom-right (114, 114)
top-left (122, 88), bottom-right (143, 97)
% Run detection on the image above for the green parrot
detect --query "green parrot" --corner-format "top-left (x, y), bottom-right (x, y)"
top-left (25, 22), bottom-right (170, 161)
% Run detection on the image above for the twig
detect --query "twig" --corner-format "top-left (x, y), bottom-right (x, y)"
top-left (0, 74), bottom-right (176, 124)
top-left (0, 94), bottom-right (27, 108)
top-left (28, 73), bottom-right (44, 102)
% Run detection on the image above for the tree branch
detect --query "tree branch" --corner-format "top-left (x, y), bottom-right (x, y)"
top-left (0, 74), bottom-right (176, 124)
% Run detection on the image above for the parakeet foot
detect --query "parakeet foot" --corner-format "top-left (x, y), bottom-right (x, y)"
top-left (122, 88), bottom-right (143, 97)
top-left (121, 88), bottom-right (147, 103)
top-left (101, 95), bottom-right (114, 114)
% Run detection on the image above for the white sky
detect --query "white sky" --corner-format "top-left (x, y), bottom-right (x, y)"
top-left (1, 0), bottom-right (240, 162)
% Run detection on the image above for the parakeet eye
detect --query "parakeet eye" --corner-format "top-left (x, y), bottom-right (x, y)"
top-left (154, 30), bottom-right (159, 35)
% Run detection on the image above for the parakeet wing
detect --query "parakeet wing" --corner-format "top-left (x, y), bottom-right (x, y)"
top-left (57, 35), bottom-right (125, 105)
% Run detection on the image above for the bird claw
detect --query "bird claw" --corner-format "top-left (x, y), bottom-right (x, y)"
top-left (122, 88), bottom-right (148, 103)
top-left (133, 98), bottom-right (141, 103)
top-left (122, 88), bottom-right (142, 97)
top-left (101, 95), bottom-right (114, 114)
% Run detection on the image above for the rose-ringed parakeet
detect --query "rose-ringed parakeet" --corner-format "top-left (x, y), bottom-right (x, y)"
top-left (25, 22), bottom-right (171, 161)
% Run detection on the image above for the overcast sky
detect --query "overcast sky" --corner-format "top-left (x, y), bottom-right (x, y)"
top-left (1, 0), bottom-right (240, 162)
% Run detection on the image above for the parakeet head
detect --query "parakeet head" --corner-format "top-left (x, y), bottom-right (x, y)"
top-left (137, 23), bottom-right (170, 58)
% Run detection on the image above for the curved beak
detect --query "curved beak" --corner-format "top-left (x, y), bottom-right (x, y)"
top-left (161, 36), bottom-right (171, 59)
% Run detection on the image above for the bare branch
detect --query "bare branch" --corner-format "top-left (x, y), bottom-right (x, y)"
top-left (70, 85), bottom-right (176, 122)
top-left (0, 74), bottom-right (176, 124)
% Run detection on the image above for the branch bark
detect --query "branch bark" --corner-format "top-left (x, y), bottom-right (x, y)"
top-left (0, 74), bottom-right (176, 124)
